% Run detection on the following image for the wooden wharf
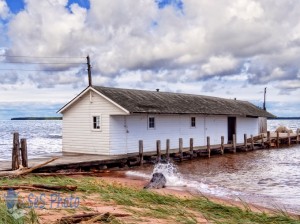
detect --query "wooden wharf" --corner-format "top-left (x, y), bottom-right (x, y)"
top-left (0, 130), bottom-right (299, 173)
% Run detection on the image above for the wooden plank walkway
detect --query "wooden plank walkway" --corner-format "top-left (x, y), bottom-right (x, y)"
top-left (0, 153), bottom-right (128, 172)
top-left (1, 131), bottom-right (299, 172)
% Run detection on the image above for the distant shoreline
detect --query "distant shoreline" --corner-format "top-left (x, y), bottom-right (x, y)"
top-left (268, 117), bottom-right (300, 120)
top-left (11, 117), bottom-right (62, 120)
top-left (10, 117), bottom-right (299, 120)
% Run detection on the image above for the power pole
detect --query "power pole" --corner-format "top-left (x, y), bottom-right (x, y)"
top-left (263, 87), bottom-right (267, 110)
top-left (87, 55), bottom-right (92, 86)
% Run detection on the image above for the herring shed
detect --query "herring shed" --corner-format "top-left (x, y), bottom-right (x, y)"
top-left (58, 86), bottom-right (274, 155)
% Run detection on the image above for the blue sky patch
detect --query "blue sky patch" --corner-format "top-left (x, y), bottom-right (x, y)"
top-left (67, 0), bottom-right (90, 10)
top-left (5, 0), bottom-right (90, 15)
top-left (155, 0), bottom-right (184, 10)
top-left (5, 0), bottom-right (25, 14)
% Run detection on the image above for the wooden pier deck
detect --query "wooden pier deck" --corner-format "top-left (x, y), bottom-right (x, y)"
top-left (1, 131), bottom-right (299, 172)
top-left (0, 153), bottom-right (128, 172)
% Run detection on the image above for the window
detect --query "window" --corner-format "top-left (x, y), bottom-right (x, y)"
top-left (148, 117), bottom-right (155, 129)
top-left (93, 116), bottom-right (101, 130)
top-left (191, 117), bottom-right (196, 127)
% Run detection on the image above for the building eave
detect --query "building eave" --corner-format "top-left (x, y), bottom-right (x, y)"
top-left (57, 86), bottom-right (130, 115)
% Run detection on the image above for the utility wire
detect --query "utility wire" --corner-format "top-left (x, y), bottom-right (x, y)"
top-left (0, 68), bottom-right (85, 72)
top-left (0, 55), bottom-right (86, 59)
top-left (0, 62), bottom-right (84, 65)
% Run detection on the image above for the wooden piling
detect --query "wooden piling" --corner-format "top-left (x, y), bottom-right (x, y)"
top-left (12, 132), bottom-right (20, 170)
top-left (261, 133), bottom-right (265, 147)
top-left (267, 131), bottom-right (271, 144)
top-left (297, 129), bottom-right (300, 144)
top-left (20, 138), bottom-right (28, 168)
top-left (221, 136), bottom-right (224, 155)
top-left (244, 134), bottom-right (247, 151)
top-left (179, 138), bottom-right (183, 162)
top-left (207, 136), bottom-right (211, 158)
top-left (166, 139), bottom-right (170, 161)
top-left (250, 135), bottom-right (254, 150)
top-left (287, 131), bottom-right (291, 146)
top-left (232, 134), bottom-right (236, 153)
top-left (139, 140), bottom-right (144, 166)
top-left (156, 140), bottom-right (161, 162)
top-left (276, 131), bottom-right (280, 148)
top-left (189, 138), bottom-right (193, 159)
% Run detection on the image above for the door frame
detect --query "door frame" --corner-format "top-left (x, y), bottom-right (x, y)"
top-left (227, 117), bottom-right (236, 143)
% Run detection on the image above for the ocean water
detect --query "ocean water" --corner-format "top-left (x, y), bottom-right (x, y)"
top-left (1, 119), bottom-right (300, 213)
top-left (0, 120), bottom-right (62, 161)
top-left (127, 119), bottom-right (300, 214)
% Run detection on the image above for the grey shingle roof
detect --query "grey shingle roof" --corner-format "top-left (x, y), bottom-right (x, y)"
top-left (93, 86), bottom-right (275, 118)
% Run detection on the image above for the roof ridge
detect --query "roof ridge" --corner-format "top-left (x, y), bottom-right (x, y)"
top-left (92, 85), bottom-right (247, 103)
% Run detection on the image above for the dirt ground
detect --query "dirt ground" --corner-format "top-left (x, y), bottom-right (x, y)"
top-left (0, 174), bottom-right (283, 223)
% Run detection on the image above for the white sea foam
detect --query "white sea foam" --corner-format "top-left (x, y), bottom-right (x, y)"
top-left (125, 171), bottom-right (151, 179)
top-left (126, 161), bottom-right (242, 198)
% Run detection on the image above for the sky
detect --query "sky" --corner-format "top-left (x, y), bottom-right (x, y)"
top-left (0, 0), bottom-right (300, 119)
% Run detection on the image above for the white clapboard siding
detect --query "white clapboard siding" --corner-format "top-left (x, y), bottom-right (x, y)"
top-left (205, 116), bottom-right (228, 145)
top-left (62, 90), bottom-right (261, 155)
top-left (109, 116), bottom-right (127, 155)
top-left (236, 117), bottom-right (259, 143)
top-left (110, 114), bottom-right (209, 154)
top-left (62, 90), bottom-right (127, 155)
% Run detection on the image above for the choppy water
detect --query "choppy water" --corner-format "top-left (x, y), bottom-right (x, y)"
top-left (0, 120), bottom-right (62, 161)
top-left (1, 119), bottom-right (300, 213)
top-left (127, 119), bottom-right (300, 214)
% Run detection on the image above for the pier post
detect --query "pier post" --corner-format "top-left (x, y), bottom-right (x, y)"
top-left (287, 131), bottom-right (291, 147)
top-left (221, 136), bottom-right (224, 155)
top-left (244, 134), bottom-right (247, 151)
top-left (297, 129), bottom-right (300, 144)
top-left (261, 134), bottom-right (265, 148)
top-left (166, 139), bottom-right (170, 161)
top-left (276, 131), bottom-right (280, 148)
top-left (20, 138), bottom-right (28, 168)
top-left (207, 136), bottom-right (211, 158)
top-left (189, 138), bottom-right (193, 159)
top-left (139, 140), bottom-right (144, 166)
top-left (12, 132), bottom-right (20, 170)
top-left (267, 131), bottom-right (271, 145)
top-left (250, 135), bottom-right (254, 150)
top-left (156, 140), bottom-right (161, 162)
top-left (232, 134), bottom-right (236, 153)
top-left (179, 138), bottom-right (183, 162)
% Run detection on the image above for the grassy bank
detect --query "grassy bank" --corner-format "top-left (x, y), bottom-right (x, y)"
top-left (0, 175), bottom-right (299, 223)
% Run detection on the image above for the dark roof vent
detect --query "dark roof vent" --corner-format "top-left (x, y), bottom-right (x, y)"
top-left (156, 89), bottom-right (160, 92)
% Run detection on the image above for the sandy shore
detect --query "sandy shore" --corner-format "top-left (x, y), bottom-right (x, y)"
top-left (1, 171), bottom-right (298, 223)
top-left (101, 172), bottom-right (280, 215)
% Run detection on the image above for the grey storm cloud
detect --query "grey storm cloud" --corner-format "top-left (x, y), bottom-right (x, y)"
top-left (2, 0), bottom-right (300, 91)
top-left (0, 72), bottom-right (19, 84)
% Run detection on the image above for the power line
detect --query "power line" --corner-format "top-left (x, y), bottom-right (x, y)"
top-left (0, 62), bottom-right (84, 65)
top-left (0, 68), bottom-right (85, 72)
top-left (0, 55), bottom-right (86, 59)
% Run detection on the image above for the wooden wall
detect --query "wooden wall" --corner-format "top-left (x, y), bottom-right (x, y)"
top-left (61, 90), bottom-right (127, 155)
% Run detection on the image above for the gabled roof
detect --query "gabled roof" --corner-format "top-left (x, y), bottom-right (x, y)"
top-left (91, 86), bottom-right (275, 118)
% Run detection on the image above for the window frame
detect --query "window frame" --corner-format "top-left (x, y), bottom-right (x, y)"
top-left (190, 116), bottom-right (196, 128)
top-left (92, 115), bottom-right (102, 131)
top-left (148, 116), bottom-right (156, 129)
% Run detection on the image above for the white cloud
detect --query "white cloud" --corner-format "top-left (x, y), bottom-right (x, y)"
top-left (0, 0), bottom-right (9, 19)
top-left (1, 0), bottom-right (300, 117)
top-left (227, 0), bottom-right (264, 21)
top-left (276, 80), bottom-right (300, 90)
top-left (200, 55), bottom-right (238, 76)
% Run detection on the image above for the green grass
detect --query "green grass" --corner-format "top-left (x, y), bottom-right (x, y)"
top-left (1, 176), bottom-right (300, 223)
top-left (0, 199), bottom-right (39, 224)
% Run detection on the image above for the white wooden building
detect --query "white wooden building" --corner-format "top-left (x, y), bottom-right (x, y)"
top-left (58, 86), bottom-right (274, 155)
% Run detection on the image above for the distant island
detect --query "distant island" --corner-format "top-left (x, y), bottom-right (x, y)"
top-left (268, 117), bottom-right (300, 120)
top-left (11, 117), bottom-right (62, 120)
